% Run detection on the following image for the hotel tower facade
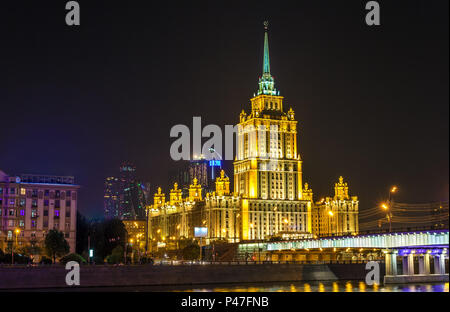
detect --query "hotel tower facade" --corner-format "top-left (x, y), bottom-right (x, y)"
top-left (147, 23), bottom-right (359, 251)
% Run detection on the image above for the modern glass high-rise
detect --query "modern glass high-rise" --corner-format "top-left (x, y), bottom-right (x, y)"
top-left (104, 162), bottom-right (149, 220)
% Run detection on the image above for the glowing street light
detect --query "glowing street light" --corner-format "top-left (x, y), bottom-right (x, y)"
top-left (381, 202), bottom-right (392, 232)
top-left (11, 228), bottom-right (20, 264)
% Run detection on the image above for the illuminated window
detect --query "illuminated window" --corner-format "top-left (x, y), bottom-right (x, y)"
top-left (20, 188), bottom-right (26, 195)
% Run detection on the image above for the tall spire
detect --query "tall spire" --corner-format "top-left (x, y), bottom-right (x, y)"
top-left (257, 21), bottom-right (279, 96)
top-left (263, 21), bottom-right (270, 75)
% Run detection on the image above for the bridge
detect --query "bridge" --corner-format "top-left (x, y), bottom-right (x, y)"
top-left (265, 229), bottom-right (449, 250)
top-left (238, 229), bottom-right (449, 283)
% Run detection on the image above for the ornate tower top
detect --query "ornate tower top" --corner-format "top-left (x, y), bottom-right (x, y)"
top-left (334, 176), bottom-right (349, 200)
top-left (257, 21), bottom-right (279, 96)
top-left (215, 169), bottom-right (230, 196)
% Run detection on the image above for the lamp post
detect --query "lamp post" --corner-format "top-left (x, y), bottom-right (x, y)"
top-left (129, 238), bottom-right (134, 264)
top-left (382, 186), bottom-right (397, 233)
top-left (327, 210), bottom-right (334, 236)
top-left (381, 203), bottom-right (392, 233)
top-left (12, 228), bottom-right (20, 265)
top-left (270, 206), bottom-right (277, 238)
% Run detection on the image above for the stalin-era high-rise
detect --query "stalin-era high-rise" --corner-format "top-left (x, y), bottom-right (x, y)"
top-left (147, 22), bottom-right (359, 252)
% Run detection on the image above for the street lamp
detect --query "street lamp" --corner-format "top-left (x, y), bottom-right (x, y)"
top-left (129, 238), bottom-right (134, 264)
top-left (383, 186), bottom-right (398, 233)
top-left (12, 228), bottom-right (20, 265)
top-left (381, 202), bottom-right (392, 233)
top-left (327, 211), bottom-right (334, 236)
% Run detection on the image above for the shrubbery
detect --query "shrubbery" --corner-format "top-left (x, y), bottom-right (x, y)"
top-left (60, 253), bottom-right (87, 265)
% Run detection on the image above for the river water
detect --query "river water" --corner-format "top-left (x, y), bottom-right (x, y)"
top-left (144, 281), bottom-right (449, 292)
top-left (47, 281), bottom-right (447, 292)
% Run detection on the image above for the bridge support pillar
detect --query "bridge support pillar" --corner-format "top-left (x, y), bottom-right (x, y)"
top-left (418, 253), bottom-right (430, 275)
top-left (385, 250), bottom-right (397, 276)
top-left (402, 254), bottom-right (415, 275)
top-left (434, 255), bottom-right (446, 275)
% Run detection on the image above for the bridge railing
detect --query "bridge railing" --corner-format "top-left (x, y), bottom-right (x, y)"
top-left (317, 226), bottom-right (449, 239)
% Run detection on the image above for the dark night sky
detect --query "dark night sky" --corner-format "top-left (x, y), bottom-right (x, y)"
top-left (1, 0), bottom-right (448, 219)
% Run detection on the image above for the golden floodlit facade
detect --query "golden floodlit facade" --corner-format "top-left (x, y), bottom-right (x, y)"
top-left (146, 22), bottom-right (359, 250)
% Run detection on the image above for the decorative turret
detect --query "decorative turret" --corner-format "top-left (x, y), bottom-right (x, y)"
top-left (153, 187), bottom-right (165, 208)
top-left (302, 182), bottom-right (313, 201)
top-left (215, 170), bottom-right (230, 196)
top-left (188, 178), bottom-right (202, 202)
top-left (169, 182), bottom-right (182, 205)
top-left (287, 107), bottom-right (295, 120)
top-left (334, 176), bottom-right (349, 200)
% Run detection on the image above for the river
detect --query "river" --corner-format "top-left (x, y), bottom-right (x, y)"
top-left (31, 281), bottom-right (448, 292)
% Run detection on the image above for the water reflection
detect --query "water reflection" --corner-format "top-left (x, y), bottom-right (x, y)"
top-left (167, 281), bottom-right (449, 292)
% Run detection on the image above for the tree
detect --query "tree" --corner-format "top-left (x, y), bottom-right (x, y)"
top-left (106, 245), bottom-right (124, 264)
top-left (44, 229), bottom-right (70, 263)
top-left (182, 242), bottom-right (200, 260)
top-left (76, 212), bottom-right (90, 255)
top-left (102, 218), bottom-right (127, 257)
top-left (60, 253), bottom-right (86, 265)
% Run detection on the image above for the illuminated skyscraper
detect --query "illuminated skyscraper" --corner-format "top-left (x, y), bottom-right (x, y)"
top-left (234, 21), bottom-right (312, 240)
top-left (104, 162), bottom-right (149, 220)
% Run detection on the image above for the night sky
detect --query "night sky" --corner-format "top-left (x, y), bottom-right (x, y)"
top-left (1, 0), bottom-right (448, 219)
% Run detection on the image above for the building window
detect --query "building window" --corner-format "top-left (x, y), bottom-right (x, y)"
top-left (55, 190), bottom-right (60, 198)
top-left (31, 220), bottom-right (37, 228)
top-left (9, 209), bottom-right (15, 216)
top-left (19, 199), bottom-right (25, 207)
top-left (19, 220), bottom-right (25, 227)
top-left (66, 200), bottom-right (71, 207)
top-left (32, 199), bottom-right (37, 207)
top-left (55, 200), bottom-right (60, 208)
top-left (66, 190), bottom-right (71, 197)
top-left (44, 209), bottom-right (48, 216)
top-left (10, 188), bottom-right (16, 195)
top-left (32, 189), bottom-right (38, 197)
top-left (44, 199), bottom-right (49, 206)
top-left (44, 190), bottom-right (49, 197)
top-left (20, 188), bottom-right (26, 195)
top-left (55, 210), bottom-right (60, 217)
top-left (20, 209), bottom-right (25, 216)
